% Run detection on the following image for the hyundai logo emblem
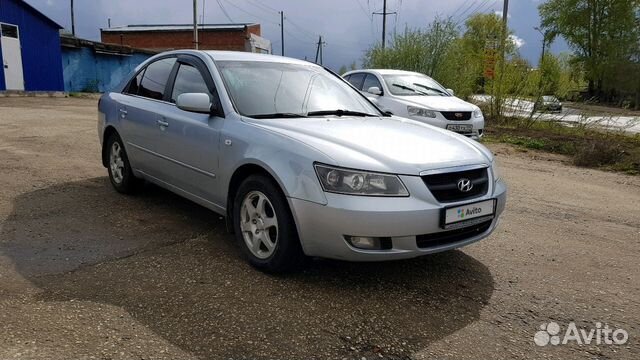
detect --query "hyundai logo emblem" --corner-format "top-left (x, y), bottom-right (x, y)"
top-left (457, 178), bottom-right (473, 192)
top-left (455, 112), bottom-right (463, 118)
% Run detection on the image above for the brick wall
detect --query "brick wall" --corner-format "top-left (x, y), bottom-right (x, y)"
top-left (101, 24), bottom-right (262, 51)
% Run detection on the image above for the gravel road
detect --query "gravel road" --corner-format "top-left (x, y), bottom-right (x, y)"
top-left (0, 97), bottom-right (638, 359)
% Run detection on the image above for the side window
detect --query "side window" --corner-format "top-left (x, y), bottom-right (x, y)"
top-left (126, 69), bottom-right (145, 95)
top-left (346, 73), bottom-right (365, 90)
top-left (138, 58), bottom-right (176, 100)
top-left (171, 64), bottom-right (211, 103)
top-left (362, 74), bottom-right (383, 94)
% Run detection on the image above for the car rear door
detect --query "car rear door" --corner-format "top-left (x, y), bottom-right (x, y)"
top-left (117, 56), bottom-right (177, 178)
top-left (150, 55), bottom-right (225, 207)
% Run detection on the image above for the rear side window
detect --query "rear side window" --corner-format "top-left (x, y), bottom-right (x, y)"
top-left (171, 64), bottom-right (211, 103)
top-left (136, 58), bottom-right (176, 100)
top-left (346, 73), bottom-right (365, 90)
top-left (126, 69), bottom-right (145, 95)
top-left (362, 74), bottom-right (383, 94)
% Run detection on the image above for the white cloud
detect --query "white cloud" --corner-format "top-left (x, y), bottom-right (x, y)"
top-left (494, 11), bottom-right (511, 19)
top-left (509, 34), bottom-right (525, 48)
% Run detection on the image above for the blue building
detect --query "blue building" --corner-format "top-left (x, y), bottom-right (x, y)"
top-left (0, 0), bottom-right (64, 91)
top-left (61, 35), bottom-right (154, 93)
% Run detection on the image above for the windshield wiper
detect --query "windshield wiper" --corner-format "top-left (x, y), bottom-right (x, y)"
top-left (307, 109), bottom-right (378, 117)
top-left (413, 83), bottom-right (448, 96)
top-left (391, 83), bottom-right (428, 96)
top-left (248, 112), bottom-right (307, 119)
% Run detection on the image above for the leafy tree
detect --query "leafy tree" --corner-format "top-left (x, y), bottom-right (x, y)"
top-left (539, 0), bottom-right (640, 98)
top-left (338, 65), bottom-right (348, 75)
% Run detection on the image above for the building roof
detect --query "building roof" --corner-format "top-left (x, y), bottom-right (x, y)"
top-left (18, 0), bottom-right (63, 29)
top-left (102, 23), bottom-right (257, 33)
top-left (60, 34), bottom-right (158, 56)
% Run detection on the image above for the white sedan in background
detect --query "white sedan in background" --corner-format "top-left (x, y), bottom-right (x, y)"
top-left (343, 69), bottom-right (485, 139)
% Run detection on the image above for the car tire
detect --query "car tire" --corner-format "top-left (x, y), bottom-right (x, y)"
top-left (233, 174), bottom-right (305, 273)
top-left (106, 133), bottom-right (142, 194)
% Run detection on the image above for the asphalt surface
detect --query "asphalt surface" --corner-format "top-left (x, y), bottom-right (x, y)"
top-left (0, 96), bottom-right (638, 359)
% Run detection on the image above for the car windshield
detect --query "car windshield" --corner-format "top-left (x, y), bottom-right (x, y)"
top-left (217, 61), bottom-right (381, 118)
top-left (383, 74), bottom-right (450, 96)
top-left (543, 96), bottom-right (559, 102)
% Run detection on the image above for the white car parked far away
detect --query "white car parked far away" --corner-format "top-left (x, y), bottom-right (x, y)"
top-left (343, 69), bottom-right (485, 139)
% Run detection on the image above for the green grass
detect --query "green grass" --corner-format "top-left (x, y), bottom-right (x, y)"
top-left (484, 117), bottom-right (640, 175)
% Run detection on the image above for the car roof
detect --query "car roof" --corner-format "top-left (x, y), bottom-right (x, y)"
top-left (344, 69), bottom-right (430, 77)
top-left (203, 50), bottom-right (314, 66)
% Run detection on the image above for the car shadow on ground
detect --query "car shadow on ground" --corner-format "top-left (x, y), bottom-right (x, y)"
top-left (1, 177), bottom-right (495, 359)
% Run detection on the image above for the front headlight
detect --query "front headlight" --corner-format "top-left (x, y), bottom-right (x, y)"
top-left (473, 108), bottom-right (483, 118)
top-left (314, 164), bottom-right (409, 197)
top-left (407, 106), bottom-right (436, 118)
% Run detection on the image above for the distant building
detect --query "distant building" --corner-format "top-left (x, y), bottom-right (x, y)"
top-left (60, 35), bottom-right (156, 93)
top-left (0, 0), bottom-right (64, 91)
top-left (101, 23), bottom-right (271, 54)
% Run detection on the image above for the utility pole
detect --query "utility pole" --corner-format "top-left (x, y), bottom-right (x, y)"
top-left (193, 0), bottom-right (199, 49)
top-left (492, 0), bottom-right (509, 119)
top-left (280, 11), bottom-right (285, 56)
top-left (373, 0), bottom-right (396, 49)
top-left (314, 36), bottom-right (326, 65)
top-left (70, 0), bottom-right (75, 36)
top-left (107, 18), bottom-right (111, 28)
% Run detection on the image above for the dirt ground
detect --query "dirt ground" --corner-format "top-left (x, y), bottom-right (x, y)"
top-left (0, 97), bottom-right (638, 360)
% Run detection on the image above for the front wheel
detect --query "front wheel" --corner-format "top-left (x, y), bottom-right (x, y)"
top-left (233, 174), bottom-right (304, 273)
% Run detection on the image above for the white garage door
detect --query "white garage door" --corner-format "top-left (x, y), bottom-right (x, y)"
top-left (1, 23), bottom-right (25, 91)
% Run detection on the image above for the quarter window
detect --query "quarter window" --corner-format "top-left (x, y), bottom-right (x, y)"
top-left (171, 64), bottom-right (211, 103)
top-left (137, 58), bottom-right (176, 100)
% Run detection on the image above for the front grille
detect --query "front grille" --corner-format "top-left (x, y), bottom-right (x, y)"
top-left (422, 167), bottom-right (489, 203)
top-left (416, 220), bottom-right (492, 249)
top-left (440, 111), bottom-right (472, 121)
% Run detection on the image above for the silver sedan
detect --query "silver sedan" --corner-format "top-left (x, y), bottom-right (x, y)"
top-left (98, 50), bottom-right (507, 272)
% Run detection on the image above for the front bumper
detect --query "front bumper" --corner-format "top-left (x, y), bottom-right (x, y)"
top-left (409, 115), bottom-right (485, 139)
top-left (289, 175), bottom-right (507, 261)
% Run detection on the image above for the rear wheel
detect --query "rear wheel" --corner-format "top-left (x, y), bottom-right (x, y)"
top-left (233, 174), bottom-right (304, 272)
top-left (106, 133), bottom-right (142, 194)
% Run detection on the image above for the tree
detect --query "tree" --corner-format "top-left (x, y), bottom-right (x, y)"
top-left (338, 65), bottom-right (348, 75)
top-left (539, 0), bottom-right (640, 98)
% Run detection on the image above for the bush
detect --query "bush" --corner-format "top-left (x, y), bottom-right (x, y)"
top-left (573, 140), bottom-right (625, 167)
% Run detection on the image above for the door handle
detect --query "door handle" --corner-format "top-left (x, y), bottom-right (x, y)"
top-left (157, 120), bottom-right (169, 127)
top-left (119, 109), bottom-right (127, 118)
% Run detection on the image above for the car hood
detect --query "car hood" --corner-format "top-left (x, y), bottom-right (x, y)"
top-left (248, 116), bottom-right (492, 175)
top-left (400, 95), bottom-right (477, 111)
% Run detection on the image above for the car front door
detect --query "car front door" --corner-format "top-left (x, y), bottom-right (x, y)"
top-left (151, 55), bottom-right (225, 208)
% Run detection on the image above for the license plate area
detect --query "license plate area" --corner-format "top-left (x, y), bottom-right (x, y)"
top-left (446, 124), bottom-right (473, 133)
top-left (441, 199), bottom-right (496, 229)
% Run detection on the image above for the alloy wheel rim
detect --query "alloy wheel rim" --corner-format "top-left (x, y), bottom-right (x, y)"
top-left (240, 191), bottom-right (278, 259)
top-left (109, 142), bottom-right (125, 184)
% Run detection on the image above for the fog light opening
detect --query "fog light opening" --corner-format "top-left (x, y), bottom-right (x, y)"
top-left (344, 236), bottom-right (392, 250)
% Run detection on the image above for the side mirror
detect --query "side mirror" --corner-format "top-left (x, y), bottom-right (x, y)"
top-left (446, 88), bottom-right (455, 96)
top-left (367, 86), bottom-right (382, 96)
top-left (176, 93), bottom-right (212, 114)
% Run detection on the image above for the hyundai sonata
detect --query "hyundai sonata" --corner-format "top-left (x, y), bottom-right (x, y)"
top-left (98, 51), bottom-right (506, 272)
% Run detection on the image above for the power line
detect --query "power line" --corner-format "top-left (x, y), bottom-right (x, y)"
top-left (216, 0), bottom-right (234, 22)
top-left (450, 0), bottom-right (474, 19)
top-left (219, 0), bottom-right (278, 25)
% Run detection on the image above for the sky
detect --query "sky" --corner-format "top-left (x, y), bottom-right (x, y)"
top-left (27, 0), bottom-right (569, 70)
